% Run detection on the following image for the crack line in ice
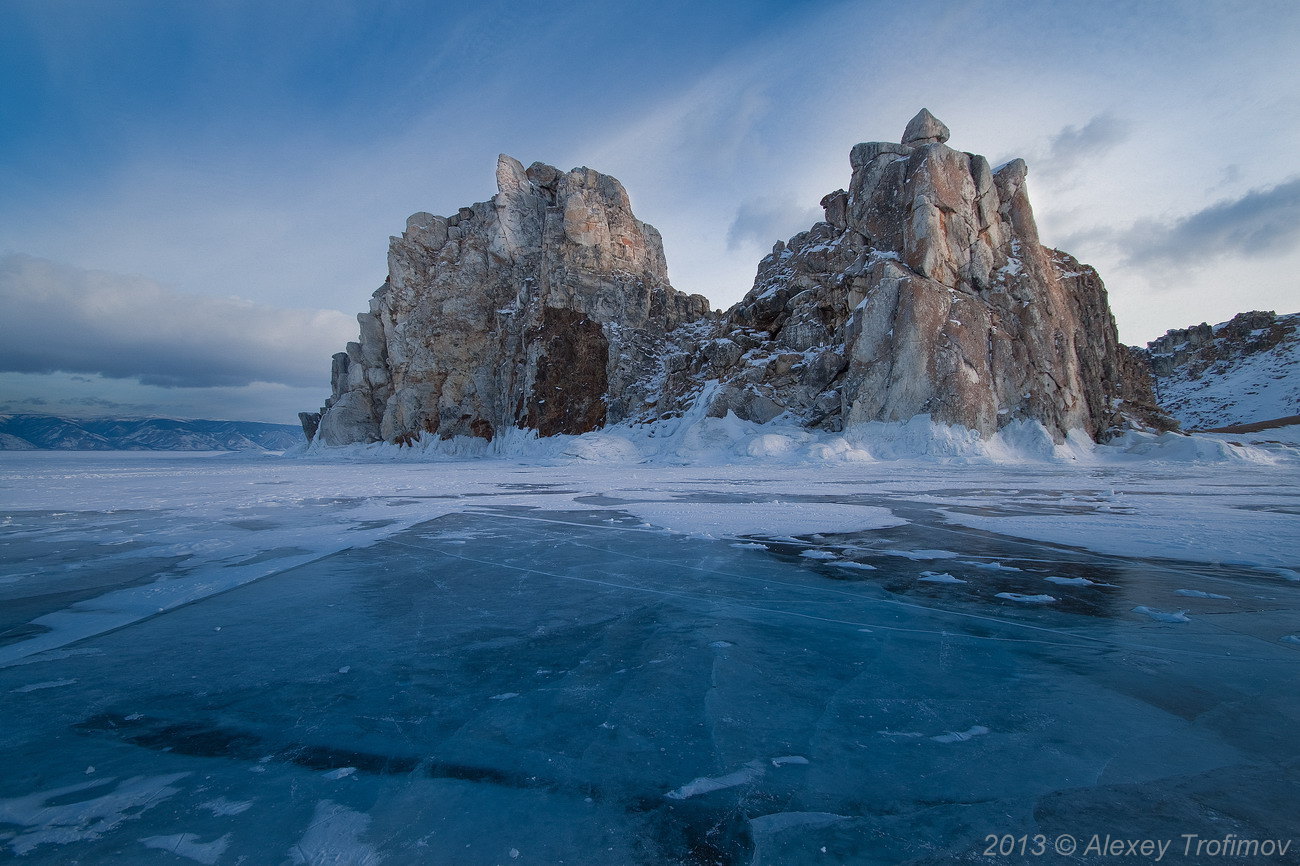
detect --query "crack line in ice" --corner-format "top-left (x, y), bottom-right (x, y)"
top-left (385, 538), bottom-right (1276, 658)
top-left (514, 531), bottom-right (1273, 657)
top-left (0, 550), bottom-right (343, 668)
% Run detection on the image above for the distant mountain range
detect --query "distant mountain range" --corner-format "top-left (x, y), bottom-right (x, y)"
top-left (0, 415), bottom-right (304, 451)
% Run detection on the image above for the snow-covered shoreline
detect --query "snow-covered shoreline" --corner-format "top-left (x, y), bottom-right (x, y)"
top-left (295, 410), bottom-right (1294, 467)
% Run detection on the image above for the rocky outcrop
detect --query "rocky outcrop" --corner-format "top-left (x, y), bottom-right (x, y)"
top-left (669, 110), bottom-right (1171, 440)
top-left (306, 156), bottom-right (710, 445)
top-left (1140, 311), bottom-right (1299, 429)
top-left (307, 111), bottom-right (1169, 447)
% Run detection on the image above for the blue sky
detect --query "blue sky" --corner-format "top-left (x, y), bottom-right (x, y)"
top-left (2, 0), bottom-right (1298, 423)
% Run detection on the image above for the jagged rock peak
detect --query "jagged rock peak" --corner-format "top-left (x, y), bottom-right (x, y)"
top-left (901, 108), bottom-right (950, 147)
top-left (700, 109), bottom-right (1173, 441)
top-left (304, 111), bottom-right (1173, 450)
top-left (303, 154), bottom-right (710, 447)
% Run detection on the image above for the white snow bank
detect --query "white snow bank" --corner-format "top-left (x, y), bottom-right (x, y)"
top-left (300, 407), bottom-right (1284, 467)
top-left (1102, 430), bottom-right (1275, 463)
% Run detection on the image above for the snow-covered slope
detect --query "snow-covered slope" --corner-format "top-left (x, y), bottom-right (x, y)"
top-left (1145, 311), bottom-right (1299, 430)
top-left (0, 415), bottom-right (303, 451)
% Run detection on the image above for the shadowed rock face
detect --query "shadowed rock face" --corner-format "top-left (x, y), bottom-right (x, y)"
top-left (309, 156), bottom-right (711, 446)
top-left (306, 111), bottom-right (1170, 447)
top-left (522, 307), bottom-right (610, 437)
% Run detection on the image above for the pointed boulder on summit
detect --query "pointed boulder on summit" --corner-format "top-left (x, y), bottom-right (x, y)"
top-left (901, 108), bottom-right (950, 147)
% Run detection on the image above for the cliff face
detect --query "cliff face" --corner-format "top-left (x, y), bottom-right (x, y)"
top-left (302, 156), bottom-right (710, 446)
top-left (1141, 311), bottom-right (1299, 429)
top-left (689, 110), bottom-right (1168, 440)
top-left (305, 110), bottom-right (1169, 447)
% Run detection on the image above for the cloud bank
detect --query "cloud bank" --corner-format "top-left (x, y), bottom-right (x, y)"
top-left (0, 255), bottom-right (354, 389)
top-left (1120, 177), bottom-right (1300, 265)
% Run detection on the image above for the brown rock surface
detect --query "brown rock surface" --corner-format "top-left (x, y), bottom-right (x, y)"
top-left (308, 155), bottom-right (710, 446)
top-left (691, 112), bottom-right (1172, 441)
top-left (307, 113), bottom-right (1170, 447)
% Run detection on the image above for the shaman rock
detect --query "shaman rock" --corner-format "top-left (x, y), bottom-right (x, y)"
top-left (306, 112), bottom-right (1171, 448)
top-left (689, 111), bottom-right (1172, 441)
top-left (307, 155), bottom-right (710, 445)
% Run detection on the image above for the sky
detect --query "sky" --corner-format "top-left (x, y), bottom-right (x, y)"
top-left (1, 0), bottom-right (1298, 424)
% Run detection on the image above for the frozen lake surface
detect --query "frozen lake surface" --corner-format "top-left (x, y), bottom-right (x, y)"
top-left (1, 452), bottom-right (1298, 864)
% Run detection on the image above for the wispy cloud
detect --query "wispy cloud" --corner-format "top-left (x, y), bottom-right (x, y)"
top-left (1043, 114), bottom-right (1131, 172)
top-left (726, 197), bottom-right (824, 251)
top-left (1119, 177), bottom-right (1300, 265)
top-left (0, 255), bottom-right (353, 388)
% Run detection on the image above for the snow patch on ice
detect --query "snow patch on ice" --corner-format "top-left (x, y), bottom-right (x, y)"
top-left (11, 678), bottom-right (77, 692)
top-left (931, 725), bottom-right (990, 744)
top-left (1174, 589), bottom-right (1230, 600)
top-left (619, 500), bottom-right (905, 539)
top-left (665, 759), bottom-right (766, 800)
top-left (918, 572), bottom-right (966, 584)
top-left (749, 811), bottom-right (847, 833)
top-left (288, 800), bottom-right (382, 866)
top-left (881, 549), bottom-right (960, 561)
top-left (996, 593), bottom-right (1055, 603)
top-left (959, 560), bottom-right (1021, 572)
top-left (1132, 606), bottom-right (1190, 623)
top-left (0, 773), bottom-right (189, 856)
top-left (140, 832), bottom-right (230, 865)
top-left (200, 797), bottom-right (252, 817)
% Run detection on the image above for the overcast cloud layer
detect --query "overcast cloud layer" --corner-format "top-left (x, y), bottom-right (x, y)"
top-left (2, 0), bottom-right (1298, 421)
top-left (0, 255), bottom-right (353, 389)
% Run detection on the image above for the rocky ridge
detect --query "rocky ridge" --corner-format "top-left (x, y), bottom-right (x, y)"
top-left (305, 111), bottom-right (1170, 448)
top-left (1141, 311), bottom-right (1299, 429)
top-left (0, 415), bottom-right (303, 451)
